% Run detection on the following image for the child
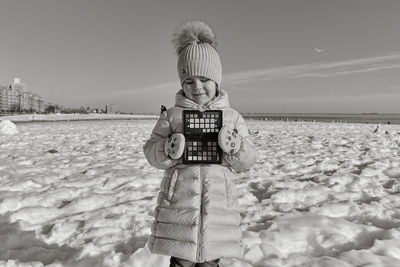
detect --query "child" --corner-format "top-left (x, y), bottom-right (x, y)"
top-left (143, 21), bottom-right (259, 267)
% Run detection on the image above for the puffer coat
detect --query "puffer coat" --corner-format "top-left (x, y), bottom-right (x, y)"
top-left (143, 89), bottom-right (258, 262)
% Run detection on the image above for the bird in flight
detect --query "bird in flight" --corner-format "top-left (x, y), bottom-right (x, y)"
top-left (312, 48), bottom-right (325, 53)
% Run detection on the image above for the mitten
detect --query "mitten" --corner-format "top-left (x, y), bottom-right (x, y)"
top-left (165, 133), bottom-right (185, 159)
top-left (218, 125), bottom-right (243, 155)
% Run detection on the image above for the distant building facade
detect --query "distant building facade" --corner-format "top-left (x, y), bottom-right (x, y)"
top-left (0, 78), bottom-right (45, 113)
top-left (0, 85), bottom-right (7, 110)
top-left (11, 78), bottom-right (28, 92)
top-left (105, 104), bottom-right (115, 114)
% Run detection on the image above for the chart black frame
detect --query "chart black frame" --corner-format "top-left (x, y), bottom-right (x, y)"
top-left (182, 110), bottom-right (223, 164)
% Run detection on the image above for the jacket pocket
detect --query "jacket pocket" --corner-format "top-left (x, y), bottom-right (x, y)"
top-left (165, 168), bottom-right (179, 201)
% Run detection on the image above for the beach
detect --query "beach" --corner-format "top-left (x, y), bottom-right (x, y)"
top-left (0, 119), bottom-right (399, 266)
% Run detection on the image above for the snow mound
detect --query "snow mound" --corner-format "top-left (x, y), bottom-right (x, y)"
top-left (0, 120), bottom-right (19, 135)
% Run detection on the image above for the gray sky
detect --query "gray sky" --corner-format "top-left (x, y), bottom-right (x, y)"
top-left (1, 0), bottom-right (400, 114)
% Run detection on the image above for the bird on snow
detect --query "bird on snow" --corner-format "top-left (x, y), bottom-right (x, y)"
top-left (312, 48), bottom-right (325, 53)
top-left (373, 125), bottom-right (379, 133)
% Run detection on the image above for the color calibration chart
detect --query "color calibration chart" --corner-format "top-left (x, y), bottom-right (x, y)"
top-left (183, 110), bottom-right (223, 164)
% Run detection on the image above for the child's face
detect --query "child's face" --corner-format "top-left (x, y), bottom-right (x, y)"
top-left (182, 76), bottom-right (217, 105)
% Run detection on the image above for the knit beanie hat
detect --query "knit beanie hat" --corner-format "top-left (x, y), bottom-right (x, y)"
top-left (172, 21), bottom-right (222, 88)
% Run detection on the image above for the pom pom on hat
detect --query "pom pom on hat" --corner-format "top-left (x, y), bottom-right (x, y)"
top-left (173, 21), bottom-right (222, 88)
top-left (172, 21), bottom-right (218, 55)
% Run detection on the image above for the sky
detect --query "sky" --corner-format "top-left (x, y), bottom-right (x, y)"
top-left (1, 0), bottom-right (400, 114)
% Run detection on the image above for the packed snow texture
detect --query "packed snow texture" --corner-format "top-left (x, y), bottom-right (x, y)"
top-left (0, 120), bottom-right (400, 267)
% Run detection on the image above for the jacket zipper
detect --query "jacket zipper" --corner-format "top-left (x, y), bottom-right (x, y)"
top-left (197, 165), bottom-right (203, 262)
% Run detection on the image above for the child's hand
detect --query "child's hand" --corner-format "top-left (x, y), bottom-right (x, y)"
top-left (218, 125), bottom-right (243, 155)
top-left (165, 133), bottom-right (185, 159)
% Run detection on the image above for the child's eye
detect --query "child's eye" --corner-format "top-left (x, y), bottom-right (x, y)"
top-left (185, 80), bottom-right (193, 84)
top-left (200, 78), bottom-right (209, 82)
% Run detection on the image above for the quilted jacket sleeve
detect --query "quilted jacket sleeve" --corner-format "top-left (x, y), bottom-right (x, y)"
top-left (223, 113), bottom-right (259, 172)
top-left (143, 111), bottom-right (180, 170)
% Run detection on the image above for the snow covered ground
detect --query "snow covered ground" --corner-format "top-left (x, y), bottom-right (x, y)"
top-left (0, 119), bottom-right (400, 267)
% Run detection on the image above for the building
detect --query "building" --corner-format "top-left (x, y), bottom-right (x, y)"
top-left (0, 85), bottom-right (20, 111)
top-left (38, 98), bottom-right (45, 113)
top-left (19, 91), bottom-right (30, 111)
top-left (0, 78), bottom-right (46, 113)
top-left (31, 94), bottom-right (40, 111)
top-left (11, 78), bottom-right (28, 92)
top-left (0, 85), bottom-right (7, 110)
top-left (105, 104), bottom-right (115, 114)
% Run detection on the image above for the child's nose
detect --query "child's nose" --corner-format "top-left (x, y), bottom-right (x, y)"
top-left (194, 80), bottom-right (203, 90)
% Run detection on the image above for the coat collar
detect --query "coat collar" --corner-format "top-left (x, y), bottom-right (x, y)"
top-left (174, 89), bottom-right (230, 110)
